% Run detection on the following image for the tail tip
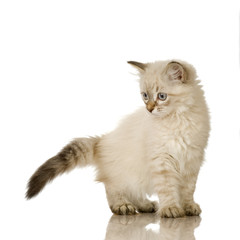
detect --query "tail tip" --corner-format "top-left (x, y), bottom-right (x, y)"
top-left (25, 187), bottom-right (35, 200)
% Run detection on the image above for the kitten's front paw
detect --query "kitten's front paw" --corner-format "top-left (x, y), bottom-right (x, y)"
top-left (111, 204), bottom-right (137, 215)
top-left (158, 206), bottom-right (185, 218)
top-left (184, 202), bottom-right (201, 216)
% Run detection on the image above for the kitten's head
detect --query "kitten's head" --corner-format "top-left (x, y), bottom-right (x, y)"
top-left (128, 60), bottom-right (199, 117)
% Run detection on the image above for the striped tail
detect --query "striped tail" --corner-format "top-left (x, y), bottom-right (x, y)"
top-left (26, 137), bottom-right (99, 199)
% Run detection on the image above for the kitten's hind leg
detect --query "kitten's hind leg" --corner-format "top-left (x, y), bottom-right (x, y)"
top-left (105, 186), bottom-right (137, 215)
top-left (132, 197), bottom-right (159, 213)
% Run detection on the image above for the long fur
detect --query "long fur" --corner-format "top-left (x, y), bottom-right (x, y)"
top-left (26, 60), bottom-right (210, 218)
top-left (26, 137), bottom-right (99, 199)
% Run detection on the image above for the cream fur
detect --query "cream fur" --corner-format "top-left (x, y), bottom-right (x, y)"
top-left (95, 60), bottom-right (210, 217)
top-left (26, 59), bottom-right (210, 218)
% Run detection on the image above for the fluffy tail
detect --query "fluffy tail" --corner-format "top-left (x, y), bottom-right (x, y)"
top-left (26, 137), bottom-right (99, 199)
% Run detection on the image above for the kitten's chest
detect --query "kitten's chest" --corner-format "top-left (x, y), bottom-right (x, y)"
top-left (155, 116), bottom-right (197, 147)
top-left (147, 115), bottom-right (203, 172)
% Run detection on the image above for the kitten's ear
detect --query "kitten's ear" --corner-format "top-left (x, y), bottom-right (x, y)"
top-left (166, 61), bottom-right (186, 83)
top-left (127, 61), bottom-right (147, 72)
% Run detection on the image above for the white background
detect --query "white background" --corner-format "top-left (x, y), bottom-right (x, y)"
top-left (0, 0), bottom-right (240, 239)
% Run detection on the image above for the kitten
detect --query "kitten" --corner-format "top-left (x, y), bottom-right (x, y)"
top-left (26, 60), bottom-right (210, 218)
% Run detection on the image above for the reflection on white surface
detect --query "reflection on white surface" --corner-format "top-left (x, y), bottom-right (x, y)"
top-left (105, 214), bottom-right (201, 240)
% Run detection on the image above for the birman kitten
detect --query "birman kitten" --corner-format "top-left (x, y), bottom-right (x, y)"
top-left (26, 60), bottom-right (210, 218)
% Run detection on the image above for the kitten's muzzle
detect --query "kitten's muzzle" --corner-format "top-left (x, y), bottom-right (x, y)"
top-left (146, 101), bottom-right (156, 112)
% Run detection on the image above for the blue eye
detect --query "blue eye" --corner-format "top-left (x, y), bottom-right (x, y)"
top-left (142, 92), bottom-right (149, 100)
top-left (158, 92), bottom-right (167, 101)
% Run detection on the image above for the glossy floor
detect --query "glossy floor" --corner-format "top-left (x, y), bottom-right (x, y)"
top-left (105, 214), bottom-right (200, 240)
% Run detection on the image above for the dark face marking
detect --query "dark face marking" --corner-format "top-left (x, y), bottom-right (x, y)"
top-left (146, 101), bottom-right (156, 112)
